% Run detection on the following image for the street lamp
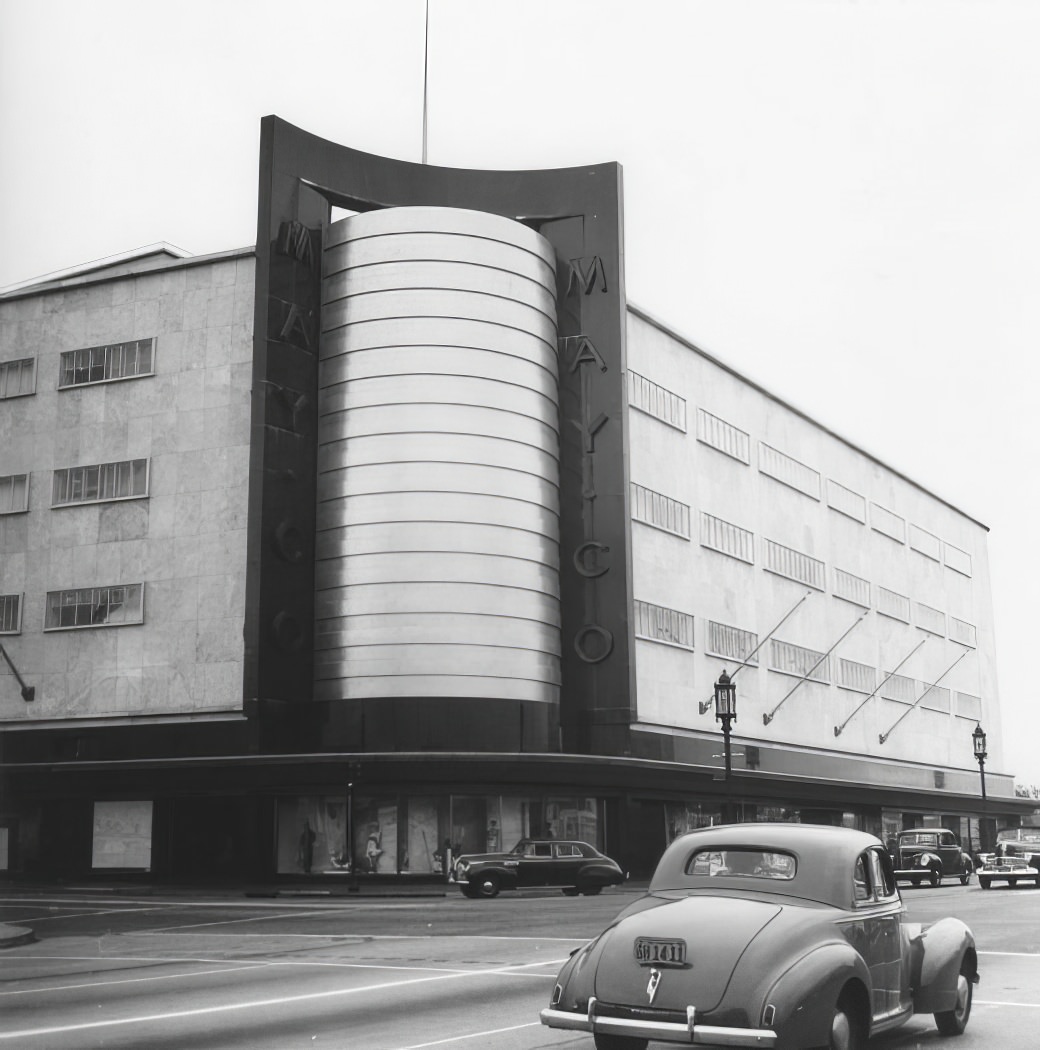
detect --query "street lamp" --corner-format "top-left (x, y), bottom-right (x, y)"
top-left (972, 722), bottom-right (988, 855)
top-left (972, 722), bottom-right (988, 803)
top-left (714, 670), bottom-right (737, 783)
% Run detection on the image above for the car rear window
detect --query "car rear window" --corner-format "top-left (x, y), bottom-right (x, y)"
top-left (899, 833), bottom-right (938, 847)
top-left (685, 847), bottom-right (796, 880)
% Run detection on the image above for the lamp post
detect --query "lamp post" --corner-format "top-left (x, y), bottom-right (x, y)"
top-left (715, 670), bottom-right (737, 821)
top-left (972, 722), bottom-right (988, 854)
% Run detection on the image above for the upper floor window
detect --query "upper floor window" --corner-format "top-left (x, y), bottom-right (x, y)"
top-left (44, 583), bottom-right (144, 630)
top-left (0, 594), bottom-right (22, 634)
top-left (52, 459), bottom-right (148, 507)
top-left (0, 357), bottom-right (36, 399)
top-left (0, 473), bottom-right (29, 515)
top-left (58, 338), bottom-right (154, 389)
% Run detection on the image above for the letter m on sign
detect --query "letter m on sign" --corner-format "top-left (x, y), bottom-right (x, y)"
top-left (567, 256), bottom-right (607, 296)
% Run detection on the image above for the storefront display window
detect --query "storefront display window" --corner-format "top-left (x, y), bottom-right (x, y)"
top-left (276, 796), bottom-right (349, 875)
top-left (354, 796), bottom-right (398, 874)
top-left (92, 800), bottom-right (153, 870)
top-left (665, 801), bottom-right (723, 843)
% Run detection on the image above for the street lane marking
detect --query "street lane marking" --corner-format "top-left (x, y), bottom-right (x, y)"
top-left (0, 958), bottom-right (561, 1041)
top-left (977, 1001), bottom-right (1040, 1008)
top-left (978, 950), bottom-right (1040, 958)
top-left (0, 965), bottom-right (263, 997)
top-left (398, 1022), bottom-right (543, 1048)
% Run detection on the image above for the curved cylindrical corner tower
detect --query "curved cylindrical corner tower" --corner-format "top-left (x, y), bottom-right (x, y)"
top-left (316, 206), bottom-right (561, 704)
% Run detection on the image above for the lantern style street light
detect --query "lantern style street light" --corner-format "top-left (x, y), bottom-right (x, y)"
top-left (714, 670), bottom-right (737, 782)
top-left (972, 722), bottom-right (988, 804)
top-left (972, 722), bottom-right (989, 854)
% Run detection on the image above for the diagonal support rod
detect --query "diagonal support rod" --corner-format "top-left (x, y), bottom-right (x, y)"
top-left (0, 639), bottom-right (35, 702)
top-left (878, 647), bottom-right (972, 744)
top-left (763, 611), bottom-right (868, 725)
top-left (699, 591), bottom-right (813, 714)
top-left (833, 636), bottom-right (928, 737)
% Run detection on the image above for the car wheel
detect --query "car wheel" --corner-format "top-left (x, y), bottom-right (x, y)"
top-left (826, 993), bottom-right (866, 1050)
top-left (581, 885), bottom-right (603, 896)
top-left (1009, 877), bottom-right (1018, 888)
top-left (930, 868), bottom-right (942, 887)
top-left (460, 885), bottom-right (480, 899)
top-left (561, 886), bottom-right (580, 896)
top-left (1034, 875), bottom-right (1040, 888)
top-left (978, 876), bottom-right (991, 889)
top-left (910, 876), bottom-right (921, 886)
top-left (960, 871), bottom-right (970, 886)
top-left (593, 1034), bottom-right (648, 1050)
top-left (476, 873), bottom-right (500, 898)
top-left (934, 965), bottom-right (973, 1035)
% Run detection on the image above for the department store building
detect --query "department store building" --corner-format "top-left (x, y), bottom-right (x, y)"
top-left (0, 118), bottom-right (1031, 883)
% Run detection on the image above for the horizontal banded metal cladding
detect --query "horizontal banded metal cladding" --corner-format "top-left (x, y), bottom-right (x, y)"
top-left (317, 206), bottom-right (561, 704)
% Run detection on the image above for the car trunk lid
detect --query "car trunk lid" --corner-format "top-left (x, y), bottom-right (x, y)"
top-left (593, 894), bottom-right (782, 1014)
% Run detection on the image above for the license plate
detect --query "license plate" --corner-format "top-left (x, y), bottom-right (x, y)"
top-left (634, 937), bottom-right (686, 967)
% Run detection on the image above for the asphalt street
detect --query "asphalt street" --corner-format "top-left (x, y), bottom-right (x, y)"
top-left (0, 881), bottom-right (1036, 1049)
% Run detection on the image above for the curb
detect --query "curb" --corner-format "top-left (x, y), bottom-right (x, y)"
top-left (0, 924), bottom-right (34, 949)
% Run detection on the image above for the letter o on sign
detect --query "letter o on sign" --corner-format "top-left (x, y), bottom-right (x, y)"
top-left (272, 610), bottom-right (305, 653)
top-left (574, 624), bottom-right (614, 663)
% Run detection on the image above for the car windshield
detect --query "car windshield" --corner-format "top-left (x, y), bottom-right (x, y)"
top-left (899, 833), bottom-right (938, 847)
top-left (998, 828), bottom-right (1040, 844)
top-left (685, 847), bottom-right (796, 880)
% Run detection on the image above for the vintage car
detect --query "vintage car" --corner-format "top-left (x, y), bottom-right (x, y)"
top-left (540, 824), bottom-right (977, 1050)
top-left (890, 828), bottom-right (973, 886)
top-left (452, 838), bottom-right (626, 898)
top-left (977, 854), bottom-right (1040, 889)
top-left (991, 825), bottom-right (1040, 868)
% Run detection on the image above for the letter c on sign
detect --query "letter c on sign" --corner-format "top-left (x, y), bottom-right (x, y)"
top-left (574, 624), bottom-right (614, 663)
top-left (573, 541), bottom-right (610, 578)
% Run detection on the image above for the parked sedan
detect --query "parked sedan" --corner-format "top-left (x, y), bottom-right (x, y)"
top-left (977, 855), bottom-right (1040, 889)
top-left (890, 829), bottom-right (973, 886)
top-left (540, 824), bottom-right (977, 1049)
top-left (452, 839), bottom-right (626, 898)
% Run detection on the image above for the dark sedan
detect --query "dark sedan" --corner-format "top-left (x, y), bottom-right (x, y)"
top-left (452, 838), bottom-right (626, 898)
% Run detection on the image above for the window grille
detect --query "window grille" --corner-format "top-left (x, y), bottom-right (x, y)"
top-left (634, 599), bottom-right (694, 650)
top-left (759, 443), bottom-right (820, 500)
top-left (826, 479), bottom-right (866, 523)
top-left (0, 474), bottom-right (29, 515)
top-left (877, 587), bottom-right (910, 622)
top-left (700, 512), bottom-right (754, 563)
top-left (631, 482), bottom-right (690, 538)
top-left (763, 538), bottom-right (825, 590)
top-left (44, 584), bottom-right (144, 630)
top-left (833, 567), bottom-right (871, 607)
top-left (0, 594), bottom-right (21, 634)
top-left (770, 638), bottom-right (829, 681)
top-left (707, 621), bottom-right (759, 664)
top-left (950, 618), bottom-right (977, 648)
top-left (870, 503), bottom-right (905, 544)
top-left (58, 339), bottom-right (154, 388)
top-left (52, 459), bottom-right (148, 507)
top-left (956, 692), bottom-right (982, 720)
top-left (839, 658), bottom-right (875, 693)
top-left (913, 602), bottom-right (946, 637)
top-left (944, 543), bottom-right (972, 577)
top-left (881, 672), bottom-right (915, 702)
top-left (920, 682), bottom-right (952, 713)
top-left (0, 357), bottom-right (35, 399)
top-left (909, 524), bottom-right (941, 561)
top-left (629, 371), bottom-right (686, 431)
top-left (697, 408), bottom-right (750, 463)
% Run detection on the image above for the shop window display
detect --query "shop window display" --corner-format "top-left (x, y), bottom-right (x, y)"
top-left (276, 796), bottom-right (349, 875)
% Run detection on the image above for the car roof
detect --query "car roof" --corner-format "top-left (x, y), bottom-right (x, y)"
top-left (649, 823), bottom-right (887, 907)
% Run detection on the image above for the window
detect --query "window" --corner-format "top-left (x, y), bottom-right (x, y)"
top-left (944, 543), bottom-right (972, 578)
top-left (833, 568), bottom-right (870, 608)
top-left (913, 601), bottom-right (945, 638)
top-left (877, 587), bottom-right (910, 623)
top-left (870, 503), bottom-right (906, 544)
top-left (707, 621), bottom-right (759, 664)
top-left (697, 409), bottom-right (749, 463)
top-left (868, 848), bottom-right (896, 900)
top-left (759, 443), bottom-right (820, 500)
top-left (52, 459), bottom-right (148, 507)
top-left (58, 338), bottom-right (154, 388)
top-left (630, 371), bottom-right (687, 431)
top-left (839, 658), bottom-right (875, 693)
top-left (44, 583), bottom-right (144, 630)
top-left (0, 594), bottom-right (22, 634)
top-left (634, 599), bottom-right (695, 650)
top-left (0, 474), bottom-right (29, 515)
top-left (826, 479), bottom-right (867, 524)
top-left (631, 482), bottom-right (690, 538)
top-left (771, 638), bottom-right (829, 681)
top-left (764, 539), bottom-right (825, 590)
top-left (0, 357), bottom-right (35, 399)
top-left (950, 618), bottom-right (977, 648)
top-left (700, 512), bottom-right (754, 563)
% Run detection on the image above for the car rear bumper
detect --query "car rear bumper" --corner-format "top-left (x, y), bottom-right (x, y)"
top-left (540, 1000), bottom-right (777, 1047)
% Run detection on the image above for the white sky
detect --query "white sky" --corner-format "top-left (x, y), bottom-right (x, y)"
top-left (2, 0), bottom-right (1038, 792)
